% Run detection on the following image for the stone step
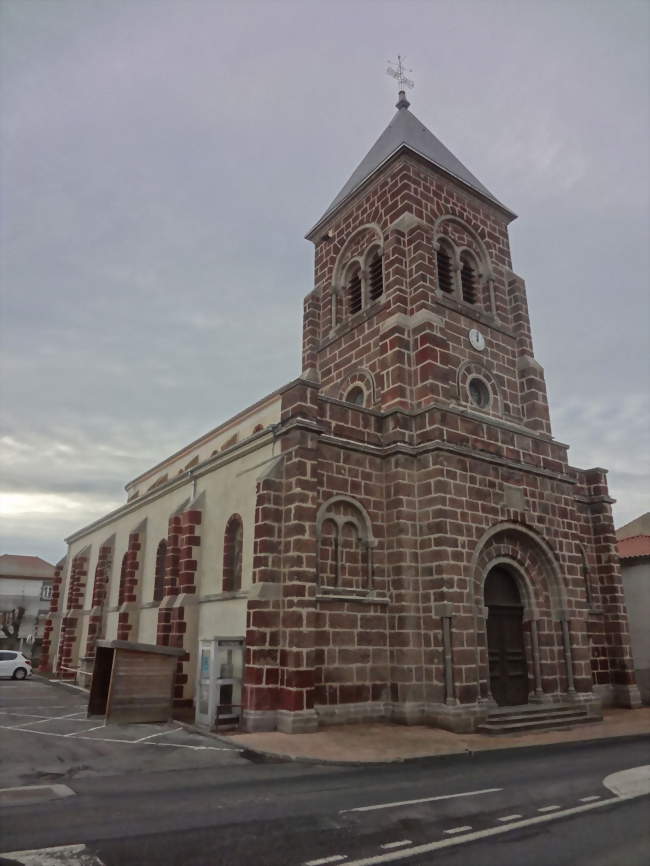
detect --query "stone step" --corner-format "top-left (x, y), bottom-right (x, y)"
top-left (484, 707), bottom-right (588, 725)
top-left (477, 713), bottom-right (592, 735)
top-left (486, 703), bottom-right (584, 717)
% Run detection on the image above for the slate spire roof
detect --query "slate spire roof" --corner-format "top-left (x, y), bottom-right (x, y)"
top-left (307, 91), bottom-right (514, 239)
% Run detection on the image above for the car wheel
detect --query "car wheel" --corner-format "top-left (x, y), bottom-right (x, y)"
top-left (12, 667), bottom-right (27, 680)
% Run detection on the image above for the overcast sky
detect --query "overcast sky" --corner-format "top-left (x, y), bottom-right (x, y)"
top-left (1, 0), bottom-right (648, 564)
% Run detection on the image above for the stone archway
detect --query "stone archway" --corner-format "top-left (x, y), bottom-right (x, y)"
top-left (485, 566), bottom-right (529, 706)
top-left (471, 522), bottom-right (576, 705)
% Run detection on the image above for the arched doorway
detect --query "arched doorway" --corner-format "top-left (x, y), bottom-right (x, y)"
top-left (485, 567), bottom-right (529, 706)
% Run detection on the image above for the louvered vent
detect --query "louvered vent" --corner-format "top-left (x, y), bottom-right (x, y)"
top-left (368, 254), bottom-right (383, 301)
top-left (461, 261), bottom-right (477, 304)
top-left (348, 272), bottom-right (362, 315)
top-left (436, 248), bottom-right (454, 293)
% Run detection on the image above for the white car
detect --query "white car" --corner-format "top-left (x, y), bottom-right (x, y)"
top-left (0, 650), bottom-right (33, 679)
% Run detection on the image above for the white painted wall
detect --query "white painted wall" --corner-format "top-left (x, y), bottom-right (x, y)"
top-left (622, 559), bottom-right (650, 703)
top-left (0, 577), bottom-right (50, 652)
top-left (125, 396), bottom-right (281, 499)
top-left (56, 408), bottom-right (279, 699)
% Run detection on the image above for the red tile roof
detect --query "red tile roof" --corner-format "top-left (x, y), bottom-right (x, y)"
top-left (0, 554), bottom-right (56, 579)
top-left (618, 535), bottom-right (650, 560)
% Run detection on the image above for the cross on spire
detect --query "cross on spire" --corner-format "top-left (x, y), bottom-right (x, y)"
top-left (387, 55), bottom-right (414, 92)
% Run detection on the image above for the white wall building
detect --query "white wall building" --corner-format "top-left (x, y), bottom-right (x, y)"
top-left (0, 554), bottom-right (55, 658)
top-left (617, 513), bottom-right (650, 704)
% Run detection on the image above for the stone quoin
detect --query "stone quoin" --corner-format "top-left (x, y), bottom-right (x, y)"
top-left (41, 89), bottom-right (642, 732)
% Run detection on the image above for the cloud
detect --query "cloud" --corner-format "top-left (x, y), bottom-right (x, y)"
top-left (551, 393), bottom-right (650, 526)
top-left (0, 0), bottom-right (648, 561)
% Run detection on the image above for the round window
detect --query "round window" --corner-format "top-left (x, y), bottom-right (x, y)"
top-left (468, 377), bottom-right (490, 409)
top-left (346, 386), bottom-right (365, 407)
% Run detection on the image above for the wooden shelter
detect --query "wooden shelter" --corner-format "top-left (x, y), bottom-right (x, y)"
top-left (88, 640), bottom-right (184, 724)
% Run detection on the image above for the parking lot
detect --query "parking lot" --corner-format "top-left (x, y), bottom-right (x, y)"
top-left (0, 675), bottom-right (245, 788)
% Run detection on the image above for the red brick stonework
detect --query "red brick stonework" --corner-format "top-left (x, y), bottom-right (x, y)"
top-left (241, 98), bottom-right (640, 732)
top-left (156, 501), bottom-right (202, 705)
top-left (84, 538), bottom-right (115, 659)
top-left (116, 527), bottom-right (144, 641)
top-left (39, 557), bottom-right (66, 672)
top-left (55, 550), bottom-right (89, 679)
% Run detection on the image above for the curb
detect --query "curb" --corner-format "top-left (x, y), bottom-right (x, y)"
top-left (36, 675), bottom-right (90, 696)
top-left (173, 720), bottom-right (650, 767)
top-left (174, 720), bottom-right (249, 753)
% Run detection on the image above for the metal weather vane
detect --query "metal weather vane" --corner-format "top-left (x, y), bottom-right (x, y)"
top-left (386, 55), bottom-right (414, 92)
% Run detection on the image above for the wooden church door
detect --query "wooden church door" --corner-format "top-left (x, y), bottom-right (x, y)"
top-left (485, 567), bottom-right (529, 706)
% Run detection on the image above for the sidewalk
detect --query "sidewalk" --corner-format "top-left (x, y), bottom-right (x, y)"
top-left (225, 707), bottom-right (650, 764)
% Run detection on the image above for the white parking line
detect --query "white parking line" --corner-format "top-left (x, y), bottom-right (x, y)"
top-left (497, 814), bottom-right (523, 822)
top-left (579, 795), bottom-right (601, 802)
top-left (443, 826), bottom-right (472, 835)
top-left (0, 722), bottom-right (241, 751)
top-left (48, 679), bottom-right (89, 692)
top-left (152, 741), bottom-right (239, 751)
top-left (0, 704), bottom-right (85, 712)
top-left (340, 787), bottom-right (502, 813)
top-left (64, 723), bottom-right (106, 737)
top-left (0, 711), bottom-right (51, 719)
top-left (134, 727), bottom-right (183, 742)
top-left (537, 804), bottom-right (561, 812)
top-left (379, 842), bottom-right (412, 850)
top-left (12, 711), bottom-right (87, 728)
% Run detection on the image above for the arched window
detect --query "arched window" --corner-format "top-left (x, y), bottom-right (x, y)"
top-left (460, 252), bottom-right (478, 304)
top-left (316, 497), bottom-right (375, 592)
top-left (436, 242), bottom-right (454, 294)
top-left (117, 553), bottom-right (129, 606)
top-left (345, 386), bottom-right (365, 407)
top-left (223, 514), bottom-right (243, 592)
top-left (153, 539), bottom-right (167, 602)
top-left (468, 376), bottom-right (491, 409)
top-left (347, 267), bottom-right (362, 315)
top-left (368, 251), bottom-right (383, 302)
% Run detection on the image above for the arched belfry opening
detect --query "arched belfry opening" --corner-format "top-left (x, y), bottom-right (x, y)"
top-left (484, 566), bottom-right (529, 706)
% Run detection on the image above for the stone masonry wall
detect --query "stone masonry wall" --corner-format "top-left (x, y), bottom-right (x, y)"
top-left (39, 557), bottom-right (66, 672)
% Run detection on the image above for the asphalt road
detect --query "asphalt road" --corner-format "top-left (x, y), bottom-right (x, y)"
top-left (1, 678), bottom-right (648, 866)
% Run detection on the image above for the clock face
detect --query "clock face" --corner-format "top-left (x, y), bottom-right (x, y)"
top-left (469, 328), bottom-right (486, 351)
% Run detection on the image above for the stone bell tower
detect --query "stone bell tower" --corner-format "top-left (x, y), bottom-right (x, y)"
top-left (242, 87), bottom-right (640, 734)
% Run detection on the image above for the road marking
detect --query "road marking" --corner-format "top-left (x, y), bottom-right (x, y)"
top-left (604, 765), bottom-right (650, 799)
top-left (0, 722), bottom-right (241, 751)
top-left (579, 795), bottom-right (601, 802)
top-left (64, 723), bottom-right (107, 737)
top-left (336, 796), bottom-right (632, 865)
top-left (443, 826), bottom-right (472, 835)
top-left (0, 783), bottom-right (76, 806)
top-left (340, 787), bottom-right (502, 813)
top-left (151, 741), bottom-right (239, 751)
top-left (305, 856), bottom-right (348, 866)
top-left (12, 711), bottom-right (87, 727)
top-left (537, 804), bottom-right (561, 812)
top-left (0, 711), bottom-right (51, 719)
top-left (48, 679), bottom-right (90, 692)
top-left (379, 841), bottom-right (412, 850)
top-left (72, 723), bottom-right (106, 734)
top-left (497, 814), bottom-right (523, 822)
top-left (0, 843), bottom-right (105, 865)
top-left (134, 727), bottom-right (183, 742)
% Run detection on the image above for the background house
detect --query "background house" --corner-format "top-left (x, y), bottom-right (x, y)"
top-left (617, 512), bottom-right (650, 704)
top-left (0, 554), bottom-right (55, 663)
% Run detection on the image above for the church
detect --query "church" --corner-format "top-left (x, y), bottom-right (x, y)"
top-left (41, 86), bottom-right (641, 734)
